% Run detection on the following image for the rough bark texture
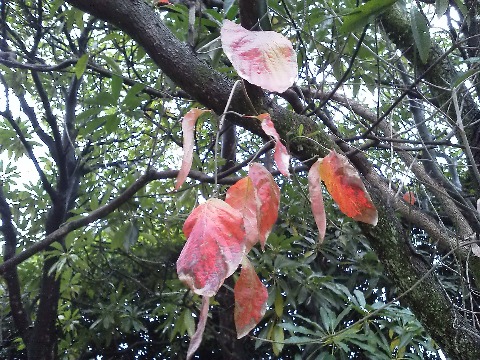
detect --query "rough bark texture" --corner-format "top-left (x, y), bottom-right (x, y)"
top-left (55, 0), bottom-right (480, 358)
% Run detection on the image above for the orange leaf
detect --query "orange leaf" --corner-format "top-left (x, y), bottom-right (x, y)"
top-left (177, 198), bottom-right (246, 296)
top-left (402, 191), bottom-right (416, 205)
top-left (175, 109), bottom-right (209, 190)
top-left (248, 163), bottom-right (280, 248)
top-left (226, 177), bottom-right (260, 251)
top-left (234, 257), bottom-right (268, 339)
top-left (319, 150), bottom-right (378, 226)
top-left (257, 113), bottom-right (290, 177)
top-left (308, 160), bottom-right (326, 243)
top-left (221, 20), bottom-right (297, 93)
top-left (186, 296), bottom-right (209, 360)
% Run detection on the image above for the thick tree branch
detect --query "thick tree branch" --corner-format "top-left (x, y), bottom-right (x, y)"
top-left (0, 185), bottom-right (31, 340)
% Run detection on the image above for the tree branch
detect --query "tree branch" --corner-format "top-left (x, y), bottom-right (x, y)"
top-left (0, 185), bottom-right (31, 340)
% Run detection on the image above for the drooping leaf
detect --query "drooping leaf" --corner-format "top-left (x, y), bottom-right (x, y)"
top-left (186, 296), bottom-right (210, 360)
top-left (272, 325), bottom-right (285, 356)
top-left (340, 0), bottom-right (398, 34)
top-left (226, 177), bottom-right (260, 251)
top-left (256, 113), bottom-right (290, 177)
top-left (248, 163), bottom-right (280, 248)
top-left (319, 150), bottom-right (378, 226)
top-left (175, 109), bottom-right (210, 190)
top-left (234, 257), bottom-right (268, 339)
top-left (402, 191), bottom-right (416, 205)
top-left (308, 160), bottom-right (326, 243)
top-left (410, 6), bottom-right (431, 64)
top-left (220, 20), bottom-right (297, 93)
top-left (177, 198), bottom-right (246, 296)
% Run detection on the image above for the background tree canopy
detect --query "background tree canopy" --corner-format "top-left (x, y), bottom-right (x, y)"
top-left (1, 0), bottom-right (480, 359)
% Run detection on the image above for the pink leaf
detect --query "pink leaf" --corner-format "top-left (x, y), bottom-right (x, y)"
top-left (234, 257), bottom-right (268, 339)
top-left (226, 177), bottom-right (260, 251)
top-left (257, 113), bottom-right (290, 177)
top-left (248, 163), bottom-right (280, 248)
top-left (308, 160), bottom-right (326, 243)
top-left (186, 296), bottom-right (210, 360)
top-left (220, 20), bottom-right (297, 93)
top-left (175, 109), bottom-right (210, 190)
top-left (319, 150), bottom-right (378, 226)
top-left (177, 198), bottom-right (246, 296)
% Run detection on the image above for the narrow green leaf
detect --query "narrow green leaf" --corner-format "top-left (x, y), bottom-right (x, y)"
top-left (111, 75), bottom-right (123, 101)
top-left (452, 68), bottom-right (480, 89)
top-left (272, 326), bottom-right (284, 356)
top-left (339, 0), bottom-right (398, 34)
top-left (435, 0), bottom-right (449, 17)
top-left (410, 7), bottom-right (431, 64)
top-left (74, 54), bottom-right (89, 79)
top-left (274, 287), bottom-right (284, 317)
top-left (353, 289), bottom-right (366, 308)
top-left (123, 221), bottom-right (139, 251)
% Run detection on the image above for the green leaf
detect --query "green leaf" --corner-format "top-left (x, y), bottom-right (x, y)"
top-left (74, 54), bottom-right (89, 79)
top-left (274, 287), bottom-right (284, 317)
top-left (339, 0), bottom-right (399, 34)
top-left (123, 221), bottom-right (139, 251)
top-left (452, 68), bottom-right (480, 89)
top-left (353, 289), bottom-right (366, 308)
top-left (104, 113), bottom-right (121, 133)
top-left (111, 75), bottom-right (123, 101)
top-left (85, 92), bottom-right (115, 106)
top-left (123, 83), bottom-right (145, 108)
top-left (435, 0), bottom-right (449, 17)
top-left (102, 55), bottom-right (122, 75)
top-left (272, 325), bottom-right (284, 356)
top-left (410, 7), bottom-right (430, 64)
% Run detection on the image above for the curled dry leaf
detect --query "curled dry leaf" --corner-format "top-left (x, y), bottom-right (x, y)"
top-left (175, 108), bottom-right (210, 190)
top-left (186, 296), bottom-right (210, 360)
top-left (226, 176), bottom-right (260, 251)
top-left (308, 160), bottom-right (326, 243)
top-left (248, 163), bottom-right (280, 248)
top-left (319, 150), bottom-right (378, 226)
top-left (176, 198), bottom-right (246, 297)
top-left (257, 113), bottom-right (290, 177)
top-left (220, 20), bottom-right (297, 93)
top-left (234, 257), bottom-right (268, 339)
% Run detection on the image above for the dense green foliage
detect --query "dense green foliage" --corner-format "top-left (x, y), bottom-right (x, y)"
top-left (2, 0), bottom-right (480, 359)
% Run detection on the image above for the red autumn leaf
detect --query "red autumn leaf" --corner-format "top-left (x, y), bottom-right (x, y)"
top-left (226, 177), bottom-right (260, 251)
top-left (248, 163), bottom-right (280, 248)
top-left (155, 0), bottom-right (171, 5)
top-left (186, 296), bottom-right (210, 360)
top-left (319, 150), bottom-right (378, 226)
top-left (175, 108), bottom-right (210, 190)
top-left (234, 257), bottom-right (268, 339)
top-left (308, 160), bottom-right (326, 243)
top-left (220, 20), bottom-right (297, 93)
top-left (257, 113), bottom-right (290, 177)
top-left (402, 191), bottom-right (416, 205)
top-left (177, 198), bottom-right (246, 296)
